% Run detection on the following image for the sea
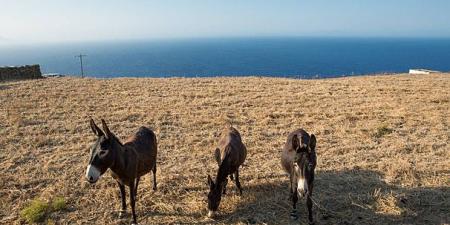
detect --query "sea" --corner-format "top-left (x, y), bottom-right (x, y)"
top-left (1, 37), bottom-right (449, 78)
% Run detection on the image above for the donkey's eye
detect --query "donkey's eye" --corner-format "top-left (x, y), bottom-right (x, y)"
top-left (99, 150), bottom-right (107, 156)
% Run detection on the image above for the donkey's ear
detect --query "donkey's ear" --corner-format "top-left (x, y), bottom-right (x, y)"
top-left (101, 119), bottom-right (112, 138)
top-left (207, 175), bottom-right (215, 189)
top-left (90, 118), bottom-right (104, 136)
top-left (309, 134), bottom-right (316, 151)
top-left (292, 134), bottom-right (300, 151)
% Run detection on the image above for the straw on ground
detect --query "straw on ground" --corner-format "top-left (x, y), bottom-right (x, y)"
top-left (0, 73), bottom-right (449, 224)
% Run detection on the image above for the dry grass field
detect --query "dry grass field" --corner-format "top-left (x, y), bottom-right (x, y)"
top-left (0, 74), bottom-right (449, 225)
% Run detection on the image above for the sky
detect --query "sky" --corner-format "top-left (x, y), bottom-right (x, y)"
top-left (1, 0), bottom-right (450, 44)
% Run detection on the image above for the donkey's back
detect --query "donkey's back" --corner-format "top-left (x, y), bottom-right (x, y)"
top-left (125, 127), bottom-right (157, 177)
top-left (216, 126), bottom-right (247, 169)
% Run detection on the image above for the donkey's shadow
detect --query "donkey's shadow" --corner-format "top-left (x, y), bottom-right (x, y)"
top-left (121, 169), bottom-right (448, 224)
top-left (217, 169), bottom-right (449, 225)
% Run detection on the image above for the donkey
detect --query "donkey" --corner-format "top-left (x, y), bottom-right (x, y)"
top-left (207, 125), bottom-right (247, 218)
top-left (85, 119), bottom-right (158, 225)
top-left (281, 129), bottom-right (317, 225)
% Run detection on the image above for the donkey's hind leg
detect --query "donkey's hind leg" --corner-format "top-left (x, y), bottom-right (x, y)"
top-left (129, 182), bottom-right (138, 225)
top-left (134, 177), bottom-right (140, 200)
top-left (222, 177), bottom-right (228, 194)
top-left (234, 169), bottom-right (243, 195)
top-left (152, 164), bottom-right (157, 191)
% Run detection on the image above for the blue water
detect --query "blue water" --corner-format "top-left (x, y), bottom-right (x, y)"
top-left (1, 37), bottom-right (449, 78)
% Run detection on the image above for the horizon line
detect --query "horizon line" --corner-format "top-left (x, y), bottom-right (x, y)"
top-left (2, 35), bottom-right (450, 47)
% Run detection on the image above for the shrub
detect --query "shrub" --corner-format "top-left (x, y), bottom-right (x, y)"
top-left (51, 197), bottom-right (66, 211)
top-left (20, 197), bottom-right (67, 223)
top-left (20, 199), bottom-right (49, 223)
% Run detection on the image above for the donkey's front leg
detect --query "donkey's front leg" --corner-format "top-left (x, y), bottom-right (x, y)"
top-left (290, 189), bottom-right (298, 220)
top-left (129, 181), bottom-right (138, 225)
top-left (290, 175), bottom-right (298, 220)
top-left (307, 195), bottom-right (314, 225)
top-left (117, 181), bottom-right (127, 218)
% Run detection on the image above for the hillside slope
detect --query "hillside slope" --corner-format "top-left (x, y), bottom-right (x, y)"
top-left (1, 74), bottom-right (449, 224)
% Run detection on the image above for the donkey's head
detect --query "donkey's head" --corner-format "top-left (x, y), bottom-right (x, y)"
top-left (206, 175), bottom-right (222, 218)
top-left (85, 119), bottom-right (116, 184)
top-left (292, 132), bottom-right (316, 198)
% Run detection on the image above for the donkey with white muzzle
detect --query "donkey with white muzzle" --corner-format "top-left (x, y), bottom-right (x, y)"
top-left (85, 119), bottom-right (158, 225)
top-left (281, 129), bottom-right (317, 225)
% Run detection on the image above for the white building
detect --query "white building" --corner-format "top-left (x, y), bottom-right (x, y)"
top-left (409, 69), bottom-right (440, 75)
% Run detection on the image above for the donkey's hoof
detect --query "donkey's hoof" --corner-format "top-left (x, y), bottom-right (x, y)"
top-left (118, 210), bottom-right (127, 218)
top-left (290, 210), bottom-right (298, 220)
top-left (153, 186), bottom-right (157, 191)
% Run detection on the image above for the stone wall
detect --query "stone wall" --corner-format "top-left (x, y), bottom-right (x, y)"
top-left (0, 65), bottom-right (43, 81)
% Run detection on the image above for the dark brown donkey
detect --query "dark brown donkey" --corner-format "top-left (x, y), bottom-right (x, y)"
top-left (207, 125), bottom-right (247, 218)
top-left (281, 129), bottom-right (317, 225)
top-left (85, 119), bottom-right (157, 225)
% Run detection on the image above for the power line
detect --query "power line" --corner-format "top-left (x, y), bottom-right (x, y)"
top-left (75, 54), bottom-right (87, 78)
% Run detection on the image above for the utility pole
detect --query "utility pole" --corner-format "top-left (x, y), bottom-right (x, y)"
top-left (75, 54), bottom-right (87, 78)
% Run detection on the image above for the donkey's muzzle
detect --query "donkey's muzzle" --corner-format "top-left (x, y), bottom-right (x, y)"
top-left (85, 165), bottom-right (100, 183)
top-left (87, 176), bottom-right (96, 183)
top-left (297, 178), bottom-right (308, 198)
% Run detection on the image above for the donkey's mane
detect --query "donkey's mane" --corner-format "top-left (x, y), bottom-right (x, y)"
top-left (216, 147), bottom-right (232, 184)
top-left (107, 133), bottom-right (124, 146)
